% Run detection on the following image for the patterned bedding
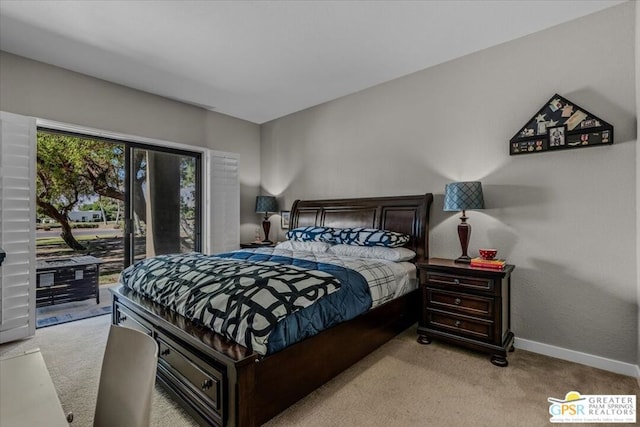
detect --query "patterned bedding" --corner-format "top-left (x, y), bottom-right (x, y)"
top-left (119, 247), bottom-right (415, 355)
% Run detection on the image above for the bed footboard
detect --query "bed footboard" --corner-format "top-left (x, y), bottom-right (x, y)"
top-left (111, 286), bottom-right (258, 426)
top-left (110, 285), bottom-right (419, 427)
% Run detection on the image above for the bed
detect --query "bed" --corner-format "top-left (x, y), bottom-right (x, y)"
top-left (110, 193), bottom-right (433, 426)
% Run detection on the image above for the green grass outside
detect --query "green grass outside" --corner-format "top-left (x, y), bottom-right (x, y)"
top-left (36, 234), bottom-right (120, 246)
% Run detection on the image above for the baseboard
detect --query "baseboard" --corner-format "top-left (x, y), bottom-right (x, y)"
top-left (514, 337), bottom-right (639, 378)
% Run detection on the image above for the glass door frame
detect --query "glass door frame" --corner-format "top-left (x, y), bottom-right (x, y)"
top-left (124, 142), bottom-right (202, 267)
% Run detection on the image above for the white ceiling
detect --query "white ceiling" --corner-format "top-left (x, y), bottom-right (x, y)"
top-left (0, 0), bottom-right (627, 124)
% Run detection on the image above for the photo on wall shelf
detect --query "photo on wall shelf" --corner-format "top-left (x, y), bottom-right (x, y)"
top-left (281, 211), bottom-right (290, 229)
top-left (509, 94), bottom-right (614, 156)
top-left (548, 126), bottom-right (565, 148)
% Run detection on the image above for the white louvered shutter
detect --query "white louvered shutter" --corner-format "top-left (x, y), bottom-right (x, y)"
top-left (0, 111), bottom-right (36, 344)
top-left (207, 151), bottom-right (239, 254)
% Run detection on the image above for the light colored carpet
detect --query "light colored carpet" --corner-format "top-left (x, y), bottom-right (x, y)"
top-left (1, 315), bottom-right (637, 427)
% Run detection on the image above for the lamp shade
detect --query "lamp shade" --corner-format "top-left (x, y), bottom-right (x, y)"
top-left (443, 181), bottom-right (485, 211)
top-left (255, 196), bottom-right (278, 214)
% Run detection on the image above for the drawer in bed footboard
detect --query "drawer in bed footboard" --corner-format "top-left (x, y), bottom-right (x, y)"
top-left (156, 331), bottom-right (226, 426)
top-left (114, 302), bottom-right (152, 336)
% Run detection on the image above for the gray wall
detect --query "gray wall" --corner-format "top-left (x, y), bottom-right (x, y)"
top-left (636, 1), bottom-right (640, 374)
top-left (262, 3), bottom-right (638, 363)
top-left (0, 51), bottom-right (261, 242)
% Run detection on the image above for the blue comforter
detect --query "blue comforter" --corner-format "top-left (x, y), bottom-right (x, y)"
top-left (119, 248), bottom-right (399, 355)
top-left (219, 250), bottom-right (372, 354)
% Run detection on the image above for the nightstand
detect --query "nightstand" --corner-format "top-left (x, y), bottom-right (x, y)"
top-left (416, 258), bottom-right (515, 367)
top-left (240, 242), bottom-right (276, 249)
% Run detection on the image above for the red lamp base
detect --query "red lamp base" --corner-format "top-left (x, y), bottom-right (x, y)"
top-left (261, 218), bottom-right (272, 243)
top-left (455, 212), bottom-right (471, 263)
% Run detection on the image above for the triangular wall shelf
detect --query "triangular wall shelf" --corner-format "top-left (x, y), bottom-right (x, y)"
top-left (510, 94), bottom-right (613, 155)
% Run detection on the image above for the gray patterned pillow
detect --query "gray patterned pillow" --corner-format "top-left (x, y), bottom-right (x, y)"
top-left (285, 226), bottom-right (336, 242)
top-left (334, 227), bottom-right (410, 247)
top-left (328, 245), bottom-right (416, 261)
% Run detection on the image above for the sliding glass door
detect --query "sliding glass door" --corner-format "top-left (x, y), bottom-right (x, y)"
top-left (125, 147), bottom-right (201, 264)
top-left (36, 128), bottom-right (201, 272)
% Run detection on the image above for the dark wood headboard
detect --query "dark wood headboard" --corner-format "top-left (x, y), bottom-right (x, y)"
top-left (290, 194), bottom-right (433, 261)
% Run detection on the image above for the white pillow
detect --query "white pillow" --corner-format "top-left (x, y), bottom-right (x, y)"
top-left (328, 244), bottom-right (416, 261)
top-left (275, 240), bottom-right (332, 253)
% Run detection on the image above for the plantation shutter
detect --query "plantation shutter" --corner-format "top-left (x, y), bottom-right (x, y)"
top-left (0, 111), bottom-right (36, 344)
top-left (207, 151), bottom-right (239, 254)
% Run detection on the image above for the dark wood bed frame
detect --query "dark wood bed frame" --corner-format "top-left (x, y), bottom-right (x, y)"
top-left (110, 194), bottom-right (433, 426)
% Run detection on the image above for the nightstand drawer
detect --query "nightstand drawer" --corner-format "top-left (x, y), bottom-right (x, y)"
top-left (427, 271), bottom-right (494, 293)
top-left (426, 289), bottom-right (494, 319)
top-left (427, 310), bottom-right (493, 341)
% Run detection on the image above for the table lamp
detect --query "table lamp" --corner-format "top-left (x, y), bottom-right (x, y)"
top-left (255, 196), bottom-right (278, 243)
top-left (443, 181), bottom-right (485, 263)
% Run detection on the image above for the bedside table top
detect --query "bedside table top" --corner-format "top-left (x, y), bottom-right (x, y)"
top-left (418, 257), bottom-right (515, 276)
top-left (240, 242), bottom-right (276, 248)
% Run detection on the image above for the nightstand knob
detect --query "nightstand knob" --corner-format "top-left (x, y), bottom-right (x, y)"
top-left (453, 279), bottom-right (460, 285)
top-left (454, 298), bottom-right (461, 305)
top-left (454, 320), bottom-right (462, 327)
